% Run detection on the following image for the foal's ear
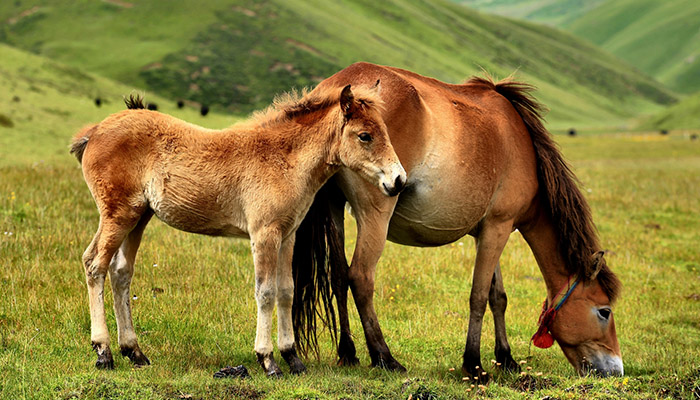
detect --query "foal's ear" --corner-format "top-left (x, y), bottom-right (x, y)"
top-left (589, 250), bottom-right (606, 280)
top-left (340, 84), bottom-right (355, 118)
top-left (370, 79), bottom-right (382, 95)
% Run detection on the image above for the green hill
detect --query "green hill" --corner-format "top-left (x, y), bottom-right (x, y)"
top-left (0, 0), bottom-right (676, 129)
top-left (456, 0), bottom-right (606, 26)
top-left (638, 92), bottom-right (700, 131)
top-left (0, 43), bottom-right (234, 166)
top-left (565, 0), bottom-right (700, 94)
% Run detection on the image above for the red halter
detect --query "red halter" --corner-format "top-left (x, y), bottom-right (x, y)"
top-left (531, 276), bottom-right (580, 349)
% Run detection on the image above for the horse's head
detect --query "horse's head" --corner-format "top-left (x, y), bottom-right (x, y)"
top-left (336, 84), bottom-right (406, 196)
top-left (543, 252), bottom-right (623, 376)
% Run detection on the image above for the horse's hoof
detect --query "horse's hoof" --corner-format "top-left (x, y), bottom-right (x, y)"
top-left (461, 365), bottom-right (490, 384)
top-left (257, 352), bottom-right (283, 378)
top-left (338, 335), bottom-right (360, 366)
top-left (337, 355), bottom-right (360, 367)
top-left (281, 347), bottom-right (307, 374)
top-left (373, 355), bottom-right (407, 372)
top-left (495, 353), bottom-right (520, 373)
top-left (93, 343), bottom-right (114, 369)
top-left (121, 346), bottom-right (150, 366)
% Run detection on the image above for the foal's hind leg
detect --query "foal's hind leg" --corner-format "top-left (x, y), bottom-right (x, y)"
top-left (83, 218), bottom-right (136, 369)
top-left (488, 262), bottom-right (519, 373)
top-left (109, 211), bottom-right (153, 366)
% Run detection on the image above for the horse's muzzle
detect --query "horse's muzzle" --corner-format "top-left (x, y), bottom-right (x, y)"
top-left (582, 355), bottom-right (624, 377)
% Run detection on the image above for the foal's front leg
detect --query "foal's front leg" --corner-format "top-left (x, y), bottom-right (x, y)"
top-left (276, 236), bottom-right (306, 374)
top-left (251, 231), bottom-right (283, 377)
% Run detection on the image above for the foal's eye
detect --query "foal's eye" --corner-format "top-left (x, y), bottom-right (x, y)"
top-left (597, 307), bottom-right (612, 321)
top-left (358, 132), bottom-right (373, 143)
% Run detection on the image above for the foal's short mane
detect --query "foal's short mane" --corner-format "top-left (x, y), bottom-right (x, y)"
top-left (468, 76), bottom-right (621, 303)
top-left (249, 86), bottom-right (383, 129)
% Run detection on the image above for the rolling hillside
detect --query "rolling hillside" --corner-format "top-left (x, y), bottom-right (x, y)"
top-left (456, 0), bottom-right (606, 26)
top-left (565, 0), bottom-right (700, 94)
top-left (0, 0), bottom-right (676, 128)
top-left (459, 0), bottom-right (700, 95)
top-left (639, 92), bottom-right (700, 131)
top-left (0, 43), bottom-right (234, 166)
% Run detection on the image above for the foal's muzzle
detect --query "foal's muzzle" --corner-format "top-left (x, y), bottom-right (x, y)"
top-left (380, 163), bottom-right (407, 197)
top-left (582, 354), bottom-right (624, 377)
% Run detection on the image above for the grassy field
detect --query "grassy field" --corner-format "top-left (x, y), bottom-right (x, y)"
top-left (0, 0), bottom-right (675, 127)
top-left (1, 116), bottom-right (699, 400)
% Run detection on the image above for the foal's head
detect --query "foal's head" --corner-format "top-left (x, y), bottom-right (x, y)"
top-left (336, 84), bottom-right (406, 196)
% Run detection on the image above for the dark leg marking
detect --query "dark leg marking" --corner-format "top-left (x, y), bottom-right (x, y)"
top-left (92, 342), bottom-right (114, 370)
top-left (280, 347), bottom-right (307, 374)
top-left (120, 345), bottom-right (150, 366)
top-left (256, 352), bottom-right (283, 377)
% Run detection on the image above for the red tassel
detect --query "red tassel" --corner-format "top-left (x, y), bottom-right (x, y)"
top-left (531, 303), bottom-right (557, 349)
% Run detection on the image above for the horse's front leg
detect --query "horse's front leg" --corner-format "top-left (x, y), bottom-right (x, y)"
top-left (276, 235), bottom-right (306, 374)
top-left (251, 231), bottom-right (283, 377)
top-left (462, 221), bottom-right (513, 383)
top-left (345, 192), bottom-right (405, 371)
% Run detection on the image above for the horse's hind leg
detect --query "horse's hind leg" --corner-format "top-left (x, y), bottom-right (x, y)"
top-left (488, 262), bottom-right (519, 372)
top-left (109, 211), bottom-right (153, 366)
top-left (83, 218), bottom-right (135, 369)
top-left (277, 236), bottom-right (306, 374)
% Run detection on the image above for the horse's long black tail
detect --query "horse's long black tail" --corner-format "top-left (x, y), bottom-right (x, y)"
top-left (291, 183), bottom-right (343, 357)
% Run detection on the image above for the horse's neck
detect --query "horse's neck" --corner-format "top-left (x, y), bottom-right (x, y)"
top-left (519, 209), bottom-right (571, 300)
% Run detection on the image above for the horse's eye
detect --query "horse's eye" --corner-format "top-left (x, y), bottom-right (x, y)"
top-left (358, 132), bottom-right (373, 143)
top-left (597, 307), bottom-right (612, 321)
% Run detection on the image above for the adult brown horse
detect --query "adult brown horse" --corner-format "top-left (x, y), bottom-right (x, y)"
top-left (292, 62), bottom-right (623, 380)
top-left (70, 85), bottom-right (406, 376)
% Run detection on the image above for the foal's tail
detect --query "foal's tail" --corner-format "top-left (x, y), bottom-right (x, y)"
top-left (70, 124), bottom-right (98, 164)
top-left (291, 183), bottom-right (340, 358)
top-left (471, 76), bottom-right (620, 300)
top-left (70, 94), bottom-right (147, 163)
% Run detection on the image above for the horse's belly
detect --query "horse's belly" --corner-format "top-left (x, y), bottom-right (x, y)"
top-left (386, 167), bottom-right (491, 247)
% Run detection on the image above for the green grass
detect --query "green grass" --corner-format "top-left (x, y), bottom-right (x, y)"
top-left (0, 0), bottom-right (675, 127)
top-left (2, 117), bottom-right (700, 397)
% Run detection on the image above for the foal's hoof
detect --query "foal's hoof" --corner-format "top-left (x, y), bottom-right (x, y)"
top-left (462, 364), bottom-right (490, 384)
top-left (256, 352), bottom-right (284, 378)
top-left (281, 348), bottom-right (307, 375)
top-left (121, 346), bottom-right (151, 366)
top-left (93, 345), bottom-right (114, 370)
top-left (337, 354), bottom-right (360, 367)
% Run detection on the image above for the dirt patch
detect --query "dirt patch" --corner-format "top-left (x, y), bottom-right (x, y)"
top-left (7, 6), bottom-right (40, 25)
top-left (512, 374), bottom-right (554, 392)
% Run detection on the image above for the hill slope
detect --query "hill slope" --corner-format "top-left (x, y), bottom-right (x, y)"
top-left (0, 0), bottom-right (675, 128)
top-left (565, 0), bottom-right (700, 94)
top-left (456, 0), bottom-right (606, 26)
top-left (0, 43), bottom-right (234, 166)
top-left (638, 92), bottom-right (700, 131)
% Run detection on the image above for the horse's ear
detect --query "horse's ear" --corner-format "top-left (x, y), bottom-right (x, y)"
top-left (340, 84), bottom-right (355, 118)
top-left (589, 250), bottom-right (606, 280)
